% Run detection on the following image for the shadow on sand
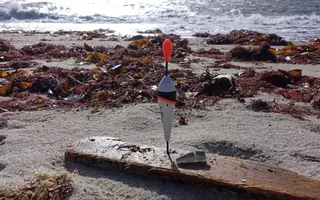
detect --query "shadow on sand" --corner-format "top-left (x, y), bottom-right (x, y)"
top-left (64, 161), bottom-right (272, 200)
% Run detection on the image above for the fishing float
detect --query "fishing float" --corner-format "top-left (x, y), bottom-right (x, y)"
top-left (157, 39), bottom-right (176, 156)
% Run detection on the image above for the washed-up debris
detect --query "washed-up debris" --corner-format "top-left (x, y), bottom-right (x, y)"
top-left (311, 95), bottom-right (320, 110)
top-left (136, 28), bottom-right (163, 34)
top-left (21, 43), bottom-right (67, 56)
top-left (0, 94), bottom-right (50, 111)
top-left (128, 39), bottom-right (153, 50)
top-left (0, 172), bottom-right (73, 200)
top-left (125, 35), bottom-right (146, 41)
top-left (260, 70), bottom-right (289, 87)
top-left (0, 39), bottom-right (15, 51)
top-left (176, 150), bottom-right (207, 165)
top-left (30, 75), bottom-right (61, 98)
top-left (236, 70), bottom-right (290, 97)
top-left (0, 32), bottom-right (319, 117)
top-left (268, 41), bottom-right (320, 64)
top-left (192, 48), bottom-right (223, 59)
top-left (0, 50), bottom-right (31, 62)
top-left (192, 32), bottom-right (211, 38)
top-left (226, 43), bottom-right (277, 62)
top-left (194, 70), bottom-right (239, 104)
top-left (292, 152), bottom-right (320, 163)
top-left (278, 90), bottom-right (304, 102)
top-left (280, 69), bottom-right (302, 82)
top-left (248, 99), bottom-right (270, 112)
top-left (0, 62), bottom-right (240, 111)
top-left (208, 62), bottom-right (244, 70)
top-left (247, 99), bottom-right (318, 119)
top-left (236, 68), bottom-right (320, 104)
top-left (55, 29), bottom-right (114, 37)
top-left (20, 42), bottom-right (83, 60)
top-left (85, 51), bottom-right (110, 64)
top-left (178, 116), bottom-right (188, 125)
top-left (0, 61), bottom-right (37, 70)
top-left (76, 30), bottom-right (113, 40)
top-left (0, 42), bottom-right (85, 62)
top-left (206, 29), bottom-right (288, 45)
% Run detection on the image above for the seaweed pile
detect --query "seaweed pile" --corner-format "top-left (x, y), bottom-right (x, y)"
top-left (1, 32), bottom-right (320, 116)
top-left (236, 68), bottom-right (320, 101)
top-left (270, 41), bottom-right (320, 64)
top-left (226, 43), bottom-right (277, 62)
top-left (0, 35), bottom-right (216, 111)
top-left (0, 172), bottom-right (73, 200)
top-left (224, 41), bottom-right (320, 64)
top-left (194, 29), bottom-right (320, 64)
top-left (204, 29), bottom-right (288, 45)
top-left (0, 64), bottom-right (236, 111)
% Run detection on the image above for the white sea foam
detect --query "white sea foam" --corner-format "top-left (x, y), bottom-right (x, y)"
top-left (0, 0), bottom-right (319, 41)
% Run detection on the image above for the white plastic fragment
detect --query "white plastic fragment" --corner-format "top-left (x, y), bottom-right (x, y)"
top-left (176, 150), bottom-right (207, 164)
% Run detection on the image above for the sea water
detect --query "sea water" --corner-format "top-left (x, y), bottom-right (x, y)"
top-left (0, 0), bottom-right (319, 41)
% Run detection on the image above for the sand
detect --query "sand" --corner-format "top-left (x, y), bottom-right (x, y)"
top-left (0, 32), bottom-right (320, 200)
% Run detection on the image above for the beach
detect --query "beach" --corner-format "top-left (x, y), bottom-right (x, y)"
top-left (0, 30), bottom-right (320, 200)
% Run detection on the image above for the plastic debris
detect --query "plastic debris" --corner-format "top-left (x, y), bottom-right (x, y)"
top-left (196, 71), bottom-right (238, 97)
top-left (176, 150), bottom-right (207, 164)
top-left (0, 31), bottom-right (319, 117)
top-left (107, 64), bottom-right (125, 76)
top-left (64, 93), bottom-right (88, 102)
top-left (285, 56), bottom-right (291, 62)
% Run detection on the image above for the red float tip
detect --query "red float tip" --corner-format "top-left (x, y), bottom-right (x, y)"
top-left (162, 39), bottom-right (172, 62)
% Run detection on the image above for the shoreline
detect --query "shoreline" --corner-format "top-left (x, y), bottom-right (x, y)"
top-left (0, 29), bottom-right (320, 200)
top-left (1, 22), bottom-right (319, 43)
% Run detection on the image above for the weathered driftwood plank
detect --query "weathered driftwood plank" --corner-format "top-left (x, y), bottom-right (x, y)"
top-left (65, 137), bottom-right (320, 200)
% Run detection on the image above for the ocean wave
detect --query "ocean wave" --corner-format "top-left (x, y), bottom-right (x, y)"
top-left (1, 3), bottom-right (319, 26)
top-left (0, 9), bottom-right (60, 20)
top-left (0, 0), bottom-right (319, 41)
top-left (200, 13), bottom-right (320, 26)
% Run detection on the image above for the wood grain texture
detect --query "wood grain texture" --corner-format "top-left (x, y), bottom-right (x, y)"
top-left (65, 137), bottom-right (320, 200)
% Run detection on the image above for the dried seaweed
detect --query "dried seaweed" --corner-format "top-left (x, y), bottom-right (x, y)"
top-left (248, 99), bottom-right (270, 112)
top-left (0, 61), bottom-right (37, 70)
top-left (206, 29), bottom-right (288, 45)
top-left (0, 39), bottom-right (15, 52)
top-left (0, 32), bottom-right (319, 116)
top-left (0, 62), bottom-right (240, 111)
top-left (0, 172), bottom-right (73, 200)
top-left (226, 43), bottom-right (277, 62)
top-left (247, 99), bottom-right (319, 120)
top-left (208, 62), bottom-right (244, 70)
